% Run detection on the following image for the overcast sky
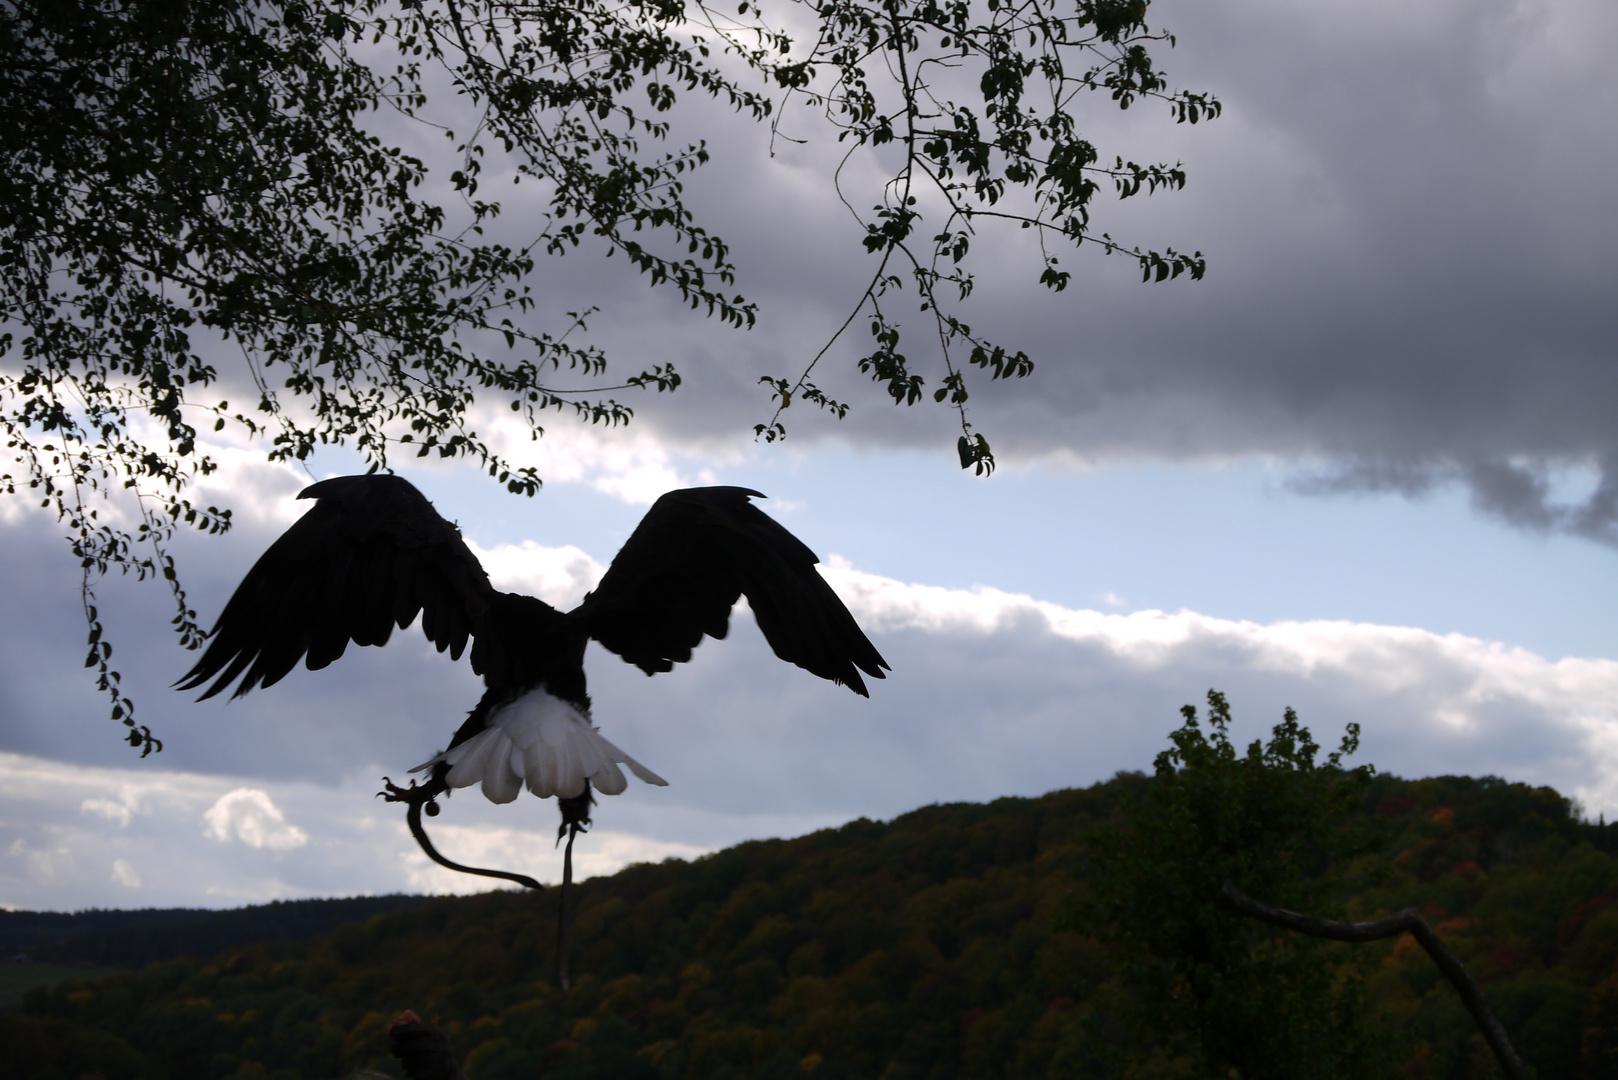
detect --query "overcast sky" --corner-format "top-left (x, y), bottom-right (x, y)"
top-left (3, 0), bottom-right (1616, 911)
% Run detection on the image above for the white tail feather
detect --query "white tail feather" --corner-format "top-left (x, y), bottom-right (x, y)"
top-left (480, 747), bottom-right (523, 804)
top-left (598, 734), bottom-right (666, 786)
top-left (410, 688), bottom-right (668, 803)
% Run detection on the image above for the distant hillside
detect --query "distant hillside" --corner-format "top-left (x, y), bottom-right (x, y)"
top-left (0, 894), bottom-right (429, 969)
top-left (6, 774), bottom-right (1618, 1080)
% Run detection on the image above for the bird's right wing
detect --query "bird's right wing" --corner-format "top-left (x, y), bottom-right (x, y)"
top-left (176, 474), bottom-right (498, 700)
top-left (570, 486), bottom-right (889, 695)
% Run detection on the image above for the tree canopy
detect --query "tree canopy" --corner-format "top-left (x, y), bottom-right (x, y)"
top-left (1, 0), bottom-right (1216, 749)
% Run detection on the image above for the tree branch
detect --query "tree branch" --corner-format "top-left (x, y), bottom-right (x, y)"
top-left (1218, 883), bottom-right (1529, 1080)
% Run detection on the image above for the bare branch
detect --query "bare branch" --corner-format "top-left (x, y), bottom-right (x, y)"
top-left (1219, 882), bottom-right (1530, 1080)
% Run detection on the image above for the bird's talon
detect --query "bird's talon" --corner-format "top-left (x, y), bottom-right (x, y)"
top-left (379, 776), bottom-right (437, 806)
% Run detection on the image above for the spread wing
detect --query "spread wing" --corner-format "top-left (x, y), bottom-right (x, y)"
top-left (176, 474), bottom-right (500, 700)
top-left (570, 487), bottom-right (890, 695)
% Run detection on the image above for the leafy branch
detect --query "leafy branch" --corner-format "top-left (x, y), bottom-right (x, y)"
top-left (2, 0), bottom-right (1215, 748)
top-left (1, 0), bottom-right (780, 746)
top-left (749, 0), bottom-right (1219, 472)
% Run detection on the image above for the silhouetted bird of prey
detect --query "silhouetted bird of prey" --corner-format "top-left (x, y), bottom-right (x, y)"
top-left (177, 475), bottom-right (889, 979)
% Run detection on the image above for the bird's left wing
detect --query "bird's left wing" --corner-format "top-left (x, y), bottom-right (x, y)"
top-left (176, 474), bottom-right (497, 700)
top-left (570, 487), bottom-right (889, 695)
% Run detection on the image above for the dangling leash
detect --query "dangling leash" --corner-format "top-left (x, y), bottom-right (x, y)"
top-left (380, 768), bottom-right (590, 994)
top-left (553, 785), bottom-right (595, 996)
top-left (379, 771), bottom-right (544, 891)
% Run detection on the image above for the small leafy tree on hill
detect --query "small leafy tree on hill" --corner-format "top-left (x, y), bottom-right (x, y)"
top-left (1076, 691), bottom-right (1393, 1078)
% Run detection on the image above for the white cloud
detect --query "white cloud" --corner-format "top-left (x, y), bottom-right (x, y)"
top-left (811, 562), bottom-right (1618, 810)
top-left (202, 878), bottom-right (312, 904)
top-left (80, 798), bottom-right (134, 828)
top-left (202, 789), bottom-right (309, 851)
top-left (399, 824), bottom-right (707, 895)
top-left (4, 838), bottom-right (75, 887)
top-left (7, 526), bottom-right (1618, 913)
top-left (474, 411), bottom-right (710, 505)
top-left (466, 540), bottom-right (605, 610)
top-left (826, 560), bottom-right (1618, 699)
top-left (0, 752), bottom-right (711, 910)
top-left (5, 459), bottom-right (1618, 910)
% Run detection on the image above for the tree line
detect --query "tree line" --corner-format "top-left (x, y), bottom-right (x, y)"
top-left (7, 700), bottom-right (1618, 1079)
top-left (1, 895), bottom-right (429, 970)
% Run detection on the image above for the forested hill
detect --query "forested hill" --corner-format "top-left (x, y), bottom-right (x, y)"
top-left (8, 772), bottom-right (1618, 1080)
top-left (0, 895), bottom-right (429, 969)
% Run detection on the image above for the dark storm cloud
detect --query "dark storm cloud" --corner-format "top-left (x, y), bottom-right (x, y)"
top-left (9, 1), bottom-right (1608, 537)
top-left (511, 0), bottom-right (1618, 542)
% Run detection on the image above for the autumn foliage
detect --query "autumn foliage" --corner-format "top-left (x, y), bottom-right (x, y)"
top-left (7, 767), bottom-right (1618, 1078)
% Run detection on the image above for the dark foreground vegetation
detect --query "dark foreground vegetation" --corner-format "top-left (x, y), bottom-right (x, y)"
top-left (7, 763), bottom-right (1618, 1080)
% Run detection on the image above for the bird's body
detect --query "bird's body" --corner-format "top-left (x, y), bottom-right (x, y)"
top-left (179, 474), bottom-right (888, 825)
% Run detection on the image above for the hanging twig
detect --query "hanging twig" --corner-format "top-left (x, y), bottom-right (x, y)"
top-left (1218, 883), bottom-right (1529, 1080)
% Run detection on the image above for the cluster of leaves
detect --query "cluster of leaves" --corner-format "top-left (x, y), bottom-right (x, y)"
top-left (0, 1), bottom-right (633, 749)
top-left (10, 714), bottom-right (1618, 1079)
top-left (0, 0), bottom-right (754, 751)
top-left (2, 0), bottom-right (1214, 749)
top-left (1075, 691), bottom-right (1390, 1077)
